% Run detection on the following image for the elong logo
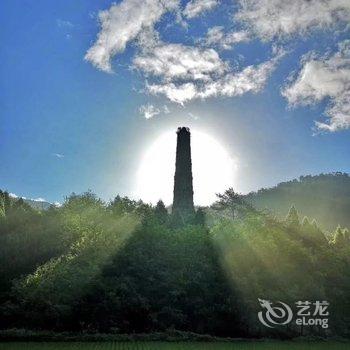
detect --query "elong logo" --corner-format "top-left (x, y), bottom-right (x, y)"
top-left (257, 298), bottom-right (329, 329)
top-left (258, 299), bottom-right (293, 328)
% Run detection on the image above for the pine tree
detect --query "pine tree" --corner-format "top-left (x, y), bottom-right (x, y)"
top-left (332, 226), bottom-right (349, 247)
top-left (0, 196), bottom-right (5, 219)
top-left (3, 191), bottom-right (11, 215)
top-left (301, 217), bottom-right (327, 244)
top-left (194, 207), bottom-right (206, 226)
top-left (301, 216), bottom-right (311, 229)
top-left (213, 188), bottom-right (243, 220)
top-left (155, 200), bottom-right (168, 224)
top-left (285, 205), bottom-right (300, 228)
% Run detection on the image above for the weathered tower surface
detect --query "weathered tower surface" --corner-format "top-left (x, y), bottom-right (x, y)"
top-left (172, 127), bottom-right (195, 220)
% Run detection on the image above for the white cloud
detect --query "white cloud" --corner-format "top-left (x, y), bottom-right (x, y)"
top-left (133, 43), bottom-right (228, 82)
top-left (139, 104), bottom-right (161, 119)
top-left (210, 55), bottom-right (282, 96)
top-left (9, 192), bottom-right (27, 200)
top-left (143, 46), bottom-right (284, 104)
top-left (53, 153), bottom-right (64, 158)
top-left (163, 105), bottom-right (170, 114)
top-left (8, 192), bottom-right (51, 203)
top-left (205, 26), bottom-right (250, 50)
top-left (282, 40), bottom-right (350, 132)
top-left (235, 0), bottom-right (350, 40)
top-left (188, 112), bottom-right (199, 120)
top-left (183, 0), bottom-right (219, 19)
top-left (136, 27), bottom-right (161, 51)
top-left (85, 0), bottom-right (287, 106)
top-left (34, 197), bottom-right (47, 202)
top-left (85, 0), bottom-right (179, 72)
top-left (148, 82), bottom-right (198, 104)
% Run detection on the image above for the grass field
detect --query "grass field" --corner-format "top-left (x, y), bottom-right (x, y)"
top-left (0, 342), bottom-right (349, 350)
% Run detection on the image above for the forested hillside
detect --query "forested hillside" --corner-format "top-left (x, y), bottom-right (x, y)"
top-left (1, 188), bottom-right (350, 338)
top-left (245, 173), bottom-right (350, 231)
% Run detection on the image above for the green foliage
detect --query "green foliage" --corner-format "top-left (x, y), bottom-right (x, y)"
top-left (213, 188), bottom-right (244, 220)
top-left (301, 216), bottom-right (311, 228)
top-left (72, 223), bottom-right (240, 335)
top-left (0, 201), bottom-right (4, 219)
top-left (331, 226), bottom-right (350, 247)
top-left (0, 188), bottom-right (350, 338)
top-left (194, 207), bottom-right (206, 226)
top-left (285, 205), bottom-right (300, 228)
top-left (211, 211), bottom-right (350, 337)
top-left (154, 200), bottom-right (169, 224)
top-left (246, 173), bottom-right (350, 231)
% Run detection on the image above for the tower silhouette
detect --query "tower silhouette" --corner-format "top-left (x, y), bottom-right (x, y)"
top-left (172, 127), bottom-right (195, 221)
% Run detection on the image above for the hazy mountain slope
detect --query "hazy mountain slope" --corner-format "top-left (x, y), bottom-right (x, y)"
top-left (245, 173), bottom-right (350, 231)
top-left (23, 198), bottom-right (52, 210)
top-left (0, 190), bottom-right (52, 211)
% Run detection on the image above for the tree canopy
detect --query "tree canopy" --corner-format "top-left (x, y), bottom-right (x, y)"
top-left (0, 188), bottom-right (349, 338)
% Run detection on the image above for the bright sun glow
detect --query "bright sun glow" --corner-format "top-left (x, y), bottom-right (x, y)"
top-left (135, 130), bottom-right (237, 206)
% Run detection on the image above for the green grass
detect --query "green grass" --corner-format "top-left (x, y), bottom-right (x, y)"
top-left (0, 342), bottom-right (349, 350)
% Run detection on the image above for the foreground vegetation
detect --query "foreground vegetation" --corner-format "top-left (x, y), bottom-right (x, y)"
top-left (0, 185), bottom-right (349, 339)
top-left (1, 341), bottom-right (350, 350)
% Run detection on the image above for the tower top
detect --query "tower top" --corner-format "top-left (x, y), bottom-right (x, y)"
top-left (176, 127), bottom-right (190, 134)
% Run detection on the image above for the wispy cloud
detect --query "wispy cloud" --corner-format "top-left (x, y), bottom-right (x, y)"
top-left (133, 43), bottom-right (228, 82)
top-left (163, 104), bottom-right (170, 114)
top-left (56, 19), bottom-right (74, 40)
top-left (188, 112), bottom-right (199, 120)
top-left (52, 153), bottom-right (64, 158)
top-left (85, 0), bottom-right (349, 132)
top-left (139, 104), bottom-right (161, 119)
top-left (141, 45), bottom-right (285, 104)
top-left (34, 197), bottom-right (47, 202)
top-left (56, 19), bottom-right (74, 28)
top-left (85, 0), bottom-right (180, 72)
top-left (8, 192), bottom-right (57, 205)
top-left (183, 0), bottom-right (219, 19)
top-left (9, 192), bottom-right (46, 202)
top-left (86, 0), bottom-right (284, 106)
top-left (235, 0), bottom-right (350, 41)
top-left (9, 192), bottom-right (26, 200)
top-left (204, 26), bottom-right (250, 50)
top-left (283, 40), bottom-right (350, 132)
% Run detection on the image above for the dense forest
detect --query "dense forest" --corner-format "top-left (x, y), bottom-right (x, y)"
top-left (0, 184), bottom-right (349, 339)
top-left (245, 173), bottom-right (350, 231)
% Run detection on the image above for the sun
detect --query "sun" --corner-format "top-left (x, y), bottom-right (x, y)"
top-left (135, 130), bottom-right (237, 206)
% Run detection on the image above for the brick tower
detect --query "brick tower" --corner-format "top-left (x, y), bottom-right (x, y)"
top-left (172, 127), bottom-right (195, 221)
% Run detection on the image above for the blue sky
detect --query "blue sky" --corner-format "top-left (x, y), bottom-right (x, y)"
top-left (1, 0), bottom-right (349, 205)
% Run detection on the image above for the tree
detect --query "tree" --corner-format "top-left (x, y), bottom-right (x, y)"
top-left (285, 205), bottom-right (300, 228)
top-left (301, 216), bottom-right (311, 229)
top-left (194, 207), bottom-right (206, 226)
top-left (332, 226), bottom-right (350, 247)
top-left (154, 200), bottom-right (168, 224)
top-left (213, 188), bottom-right (243, 220)
top-left (1, 185), bottom-right (350, 338)
top-left (109, 195), bottom-right (136, 216)
top-left (0, 196), bottom-right (5, 219)
top-left (2, 191), bottom-right (11, 215)
top-left (300, 217), bottom-right (327, 244)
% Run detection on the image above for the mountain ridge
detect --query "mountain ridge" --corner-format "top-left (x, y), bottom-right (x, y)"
top-left (244, 172), bottom-right (350, 231)
top-left (3, 172), bottom-right (349, 231)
